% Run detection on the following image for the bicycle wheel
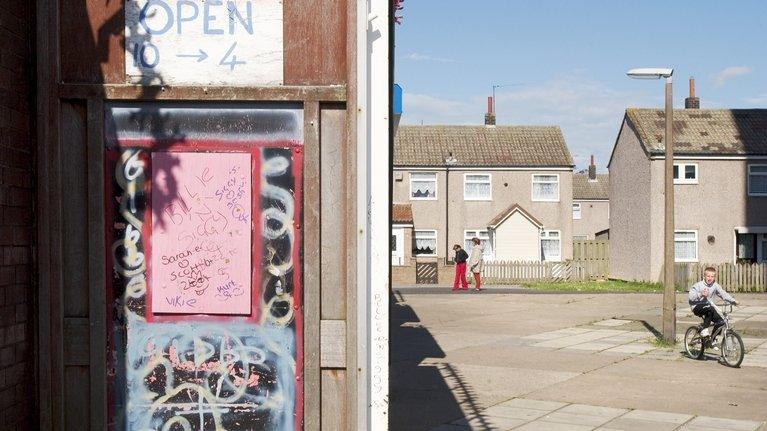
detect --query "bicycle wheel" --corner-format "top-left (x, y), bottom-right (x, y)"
top-left (721, 330), bottom-right (744, 368)
top-left (684, 326), bottom-right (705, 360)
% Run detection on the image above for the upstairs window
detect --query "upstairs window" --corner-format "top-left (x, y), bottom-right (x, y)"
top-left (673, 163), bottom-right (698, 184)
top-left (748, 165), bottom-right (767, 196)
top-left (532, 174), bottom-right (559, 202)
top-left (464, 174), bottom-right (492, 200)
top-left (410, 172), bottom-right (437, 199)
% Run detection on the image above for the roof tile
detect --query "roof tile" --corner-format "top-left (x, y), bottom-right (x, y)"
top-left (394, 125), bottom-right (573, 167)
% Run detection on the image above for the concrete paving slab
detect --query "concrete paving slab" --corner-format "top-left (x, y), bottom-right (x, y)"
top-left (598, 417), bottom-right (683, 431)
top-left (602, 343), bottom-right (656, 354)
top-left (498, 398), bottom-right (567, 411)
top-left (524, 331), bottom-right (573, 341)
top-left (682, 416), bottom-right (763, 430)
top-left (539, 412), bottom-right (615, 427)
top-left (594, 319), bottom-right (632, 327)
top-left (450, 415), bottom-right (527, 430)
top-left (563, 342), bottom-right (617, 352)
top-left (621, 409), bottom-right (693, 423)
top-left (559, 404), bottom-right (628, 418)
top-left (480, 405), bottom-right (551, 421)
top-left (513, 420), bottom-right (595, 431)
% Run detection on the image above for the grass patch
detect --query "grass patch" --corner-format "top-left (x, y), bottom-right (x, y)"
top-left (521, 280), bottom-right (683, 293)
top-left (650, 337), bottom-right (677, 348)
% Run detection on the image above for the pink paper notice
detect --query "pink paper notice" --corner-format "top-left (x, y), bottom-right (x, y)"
top-left (151, 152), bottom-right (252, 315)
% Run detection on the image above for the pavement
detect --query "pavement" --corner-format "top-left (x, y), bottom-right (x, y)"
top-left (390, 288), bottom-right (767, 431)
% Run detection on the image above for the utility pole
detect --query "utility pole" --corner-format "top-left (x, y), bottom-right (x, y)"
top-left (663, 76), bottom-right (676, 343)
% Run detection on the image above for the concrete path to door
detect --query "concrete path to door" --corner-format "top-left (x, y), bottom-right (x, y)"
top-left (390, 290), bottom-right (767, 431)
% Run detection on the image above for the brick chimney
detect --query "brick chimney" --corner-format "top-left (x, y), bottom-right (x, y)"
top-left (588, 155), bottom-right (597, 181)
top-left (685, 77), bottom-right (700, 109)
top-left (484, 96), bottom-right (496, 126)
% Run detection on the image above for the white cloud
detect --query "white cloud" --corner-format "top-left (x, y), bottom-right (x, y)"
top-left (405, 52), bottom-right (456, 63)
top-left (399, 75), bottom-right (658, 171)
top-left (711, 66), bottom-right (753, 87)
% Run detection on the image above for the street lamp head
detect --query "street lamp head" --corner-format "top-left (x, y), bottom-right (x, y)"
top-left (626, 68), bottom-right (674, 80)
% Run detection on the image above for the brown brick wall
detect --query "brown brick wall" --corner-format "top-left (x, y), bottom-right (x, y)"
top-left (0, 0), bottom-right (33, 428)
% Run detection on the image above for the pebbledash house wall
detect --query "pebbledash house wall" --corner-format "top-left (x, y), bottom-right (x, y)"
top-left (0, 0), bottom-right (34, 428)
top-left (609, 119), bottom-right (653, 282)
top-left (647, 158), bottom-right (767, 281)
top-left (392, 168), bottom-right (573, 285)
top-left (610, 119), bottom-right (767, 282)
top-left (572, 199), bottom-right (609, 240)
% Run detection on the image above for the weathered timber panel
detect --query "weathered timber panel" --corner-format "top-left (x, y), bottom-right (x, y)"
top-left (284, 0), bottom-right (347, 85)
top-left (321, 370), bottom-right (348, 430)
top-left (60, 0), bottom-right (124, 83)
top-left (60, 101), bottom-right (90, 317)
top-left (320, 105), bottom-right (347, 319)
top-left (64, 366), bottom-right (90, 431)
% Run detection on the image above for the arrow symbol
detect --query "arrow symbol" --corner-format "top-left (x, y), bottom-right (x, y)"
top-left (176, 49), bottom-right (209, 62)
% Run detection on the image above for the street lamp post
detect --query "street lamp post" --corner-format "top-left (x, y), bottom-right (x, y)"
top-left (627, 68), bottom-right (676, 343)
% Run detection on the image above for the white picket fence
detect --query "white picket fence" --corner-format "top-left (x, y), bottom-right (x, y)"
top-left (482, 260), bottom-right (607, 284)
top-left (675, 262), bottom-right (767, 293)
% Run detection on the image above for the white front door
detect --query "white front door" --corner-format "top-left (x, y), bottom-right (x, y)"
top-left (392, 228), bottom-right (405, 266)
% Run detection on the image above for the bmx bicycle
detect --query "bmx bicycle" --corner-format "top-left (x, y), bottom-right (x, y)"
top-left (684, 300), bottom-right (744, 367)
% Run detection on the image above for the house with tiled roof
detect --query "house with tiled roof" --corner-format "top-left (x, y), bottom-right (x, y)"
top-left (608, 82), bottom-right (767, 282)
top-left (573, 157), bottom-right (609, 241)
top-left (392, 106), bottom-right (575, 285)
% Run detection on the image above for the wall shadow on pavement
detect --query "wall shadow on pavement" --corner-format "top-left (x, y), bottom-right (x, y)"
top-left (390, 291), bottom-right (490, 430)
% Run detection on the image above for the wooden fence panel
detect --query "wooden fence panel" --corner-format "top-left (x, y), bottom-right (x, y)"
top-left (674, 262), bottom-right (766, 293)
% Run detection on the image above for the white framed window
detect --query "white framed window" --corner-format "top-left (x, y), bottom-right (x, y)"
top-left (464, 230), bottom-right (493, 259)
top-left (464, 173), bottom-right (492, 200)
top-left (532, 174), bottom-right (559, 202)
top-left (572, 203), bottom-right (582, 219)
top-left (541, 230), bottom-right (561, 261)
top-left (413, 230), bottom-right (437, 256)
top-left (673, 163), bottom-right (698, 184)
top-left (675, 230), bottom-right (698, 262)
top-left (748, 165), bottom-right (767, 196)
top-left (410, 172), bottom-right (437, 200)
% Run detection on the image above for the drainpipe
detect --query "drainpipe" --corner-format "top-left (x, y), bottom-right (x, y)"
top-left (444, 152), bottom-right (457, 264)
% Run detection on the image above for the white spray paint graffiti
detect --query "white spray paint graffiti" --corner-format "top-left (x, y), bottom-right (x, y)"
top-left (125, 318), bottom-right (296, 430)
top-left (259, 152), bottom-right (296, 327)
top-left (111, 147), bottom-right (301, 431)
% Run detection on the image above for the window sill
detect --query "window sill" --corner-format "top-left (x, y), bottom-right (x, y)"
top-left (533, 199), bottom-right (560, 203)
top-left (410, 197), bottom-right (438, 201)
top-left (674, 181), bottom-right (699, 185)
top-left (675, 259), bottom-right (699, 263)
top-left (464, 198), bottom-right (493, 201)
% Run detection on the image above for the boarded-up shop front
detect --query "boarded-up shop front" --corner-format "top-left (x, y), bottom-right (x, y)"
top-left (35, 0), bottom-right (390, 429)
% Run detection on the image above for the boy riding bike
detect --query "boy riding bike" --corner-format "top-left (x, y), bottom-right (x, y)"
top-left (689, 267), bottom-right (738, 341)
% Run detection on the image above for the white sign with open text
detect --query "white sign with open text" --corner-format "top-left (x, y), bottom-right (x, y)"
top-left (125, 0), bottom-right (283, 85)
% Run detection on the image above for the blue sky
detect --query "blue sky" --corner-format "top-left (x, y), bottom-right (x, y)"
top-left (394, 0), bottom-right (767, 170)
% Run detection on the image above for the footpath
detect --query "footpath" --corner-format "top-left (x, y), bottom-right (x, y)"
top-left (390, 289), bottom-right (767, 431)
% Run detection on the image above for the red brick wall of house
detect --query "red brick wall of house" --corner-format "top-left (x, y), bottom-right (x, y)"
top-left (0, 0), bottom-right (34, 428)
